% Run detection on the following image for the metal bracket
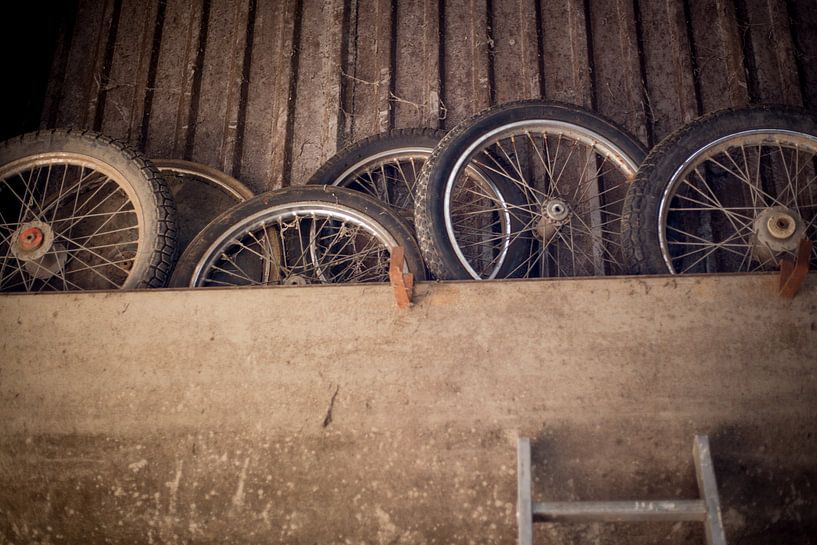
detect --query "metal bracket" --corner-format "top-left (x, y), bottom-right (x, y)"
top-left (517, 435), bottom-right (727, 545)
top-left (389, 246), bottom-right (414, 309)
top-left (779, 238), bottom-right (812, 299)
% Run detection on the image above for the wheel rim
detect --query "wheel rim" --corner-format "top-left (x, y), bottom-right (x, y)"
top-left (330, 146), bottom-right (435, 228)
top-left (444, 120), bottom-right (640, 279)
top-left (659, 129), bottom-right (817, 274)
top-left (153, 159), bottom-right (254, 202)
top-left (189, 202), bottom-right (402, 287)
top-left (0, 153), bottom-right (143, 292)
top-left (330, 145), bottom-right (512, 279)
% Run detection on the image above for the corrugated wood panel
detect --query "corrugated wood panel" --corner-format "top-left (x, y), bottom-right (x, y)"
top-left (237, 0), bottom-right (298, 192)
top-left (491, 0), bottom-right (542, 103)
top-left (41, 0), bottom-right (816, 191)
top-left (441, 0), bottom-right (492, 128)
top-left (342, 0), bottom-right (393, 142)
top-left (540, 0), bottom-right (592, 106)
top-left (687, 0), bottom-right (750, 111)
top-left (288, 0), bottom-right (347, 184)
top-left (393, 0), bottom-right (442, 129)
top-left (95, 0), bottom-right (160, 142)
top-left (637, 0), bottom-right (698, 143)
top-left (587, 0), bottom-right (649, 144)
top-left (142, 0), bottom-right (205, 159)
top-left (789, 0), bottom-right (817, 110)
top-left (737, 0), bottom-right (802, 105)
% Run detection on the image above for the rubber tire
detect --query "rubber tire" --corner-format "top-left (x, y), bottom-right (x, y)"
top-left (308, 128), bottom-right (528, 279)
top-left (305, 128), bottom-right (445, 186)
top-left (414, 100), bottom-right (647, 280)
top-left (621, 105), bottom-right (817, 275)
top-left (0, 129), bottom-right (177, 289)
top-left (169, 185), bottom-right (427, 287)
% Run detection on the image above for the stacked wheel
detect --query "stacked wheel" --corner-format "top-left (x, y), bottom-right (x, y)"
top-left (169, 186), bottom-right (426, 288)
top-left (414, 101), bottom-right (647, 280)
top-left (306, 128), bottom-right (445, 231)
top-left (0, 129), bottom-right (177, 292)
top-left (622, 106), bottom-right (817, 275)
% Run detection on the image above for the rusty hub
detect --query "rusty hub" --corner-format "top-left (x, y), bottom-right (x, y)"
top-left (11, 221), bottom-right (55, 261)
top-left (18, 227), bottom-right (45, 251)
top-left (752, 206), bottom-right (805, 263)
top-left (10, 222), bottom-right (68, 280)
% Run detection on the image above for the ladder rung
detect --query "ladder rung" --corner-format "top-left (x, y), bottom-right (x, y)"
top-left (532, 500), bottom-right (707, 522)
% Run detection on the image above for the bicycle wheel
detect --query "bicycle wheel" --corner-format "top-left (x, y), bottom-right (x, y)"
top-left (169, 186), bottom-right (426, 287)
top-left (414, 100), bottom-right (646, 280)
top-left (0, 129), bottom-right (176, 292)
top-left (306, 128), bottom-right (444, 229)
top-left (622, 106), bottom-right (817, 274)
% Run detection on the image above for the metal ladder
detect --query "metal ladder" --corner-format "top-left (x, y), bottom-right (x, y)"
top-left (517, 435), bottom-right (727, 545)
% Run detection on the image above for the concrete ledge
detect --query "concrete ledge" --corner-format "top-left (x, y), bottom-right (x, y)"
top-left (1, 274), bottom-right (816, 544)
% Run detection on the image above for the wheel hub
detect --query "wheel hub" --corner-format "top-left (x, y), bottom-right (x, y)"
top-left (752, 206), bottom-right (805, 262)
top-left (535, 198), bottom-right (571, 242)
top-left (10, 222), bottom-right (68, 280)
top-left (11, 222), bottom-right (54, 262)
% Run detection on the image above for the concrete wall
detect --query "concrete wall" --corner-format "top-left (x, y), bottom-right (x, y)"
top-left (1, 274), bottom-right (816, 544)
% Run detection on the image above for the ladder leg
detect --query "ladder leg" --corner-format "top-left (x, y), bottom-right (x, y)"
top-left (517, 437), bottom-right (533, 545)
top-left (693, 435), bottom-right (728, 545)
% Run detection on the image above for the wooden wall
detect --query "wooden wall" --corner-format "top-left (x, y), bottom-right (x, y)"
top-left (40, 0), bottom-right (817, 194)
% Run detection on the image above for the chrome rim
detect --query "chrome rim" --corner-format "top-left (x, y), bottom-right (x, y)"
top-left (0, 154), bottom-right (143, 292)
top-left (444, 120), bottom-right (639, 279)
top-left (331, 146), bottom-right (434, 227)
top-left (330, 144), bottom-right (512, 278)
top-left (189, 202), bottom-right (401, 287)
top-left (659, 129), bottom-right (817, 274)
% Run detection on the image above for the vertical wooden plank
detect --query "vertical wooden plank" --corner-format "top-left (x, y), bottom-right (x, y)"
top-left (56, 0), bottom-right (115, 128)
top-left (688, 0), bottom-right (749, 112)
top-left (491, 0), bottom-right (542, 103)
top-left (189, 0), bottom-right (252, 174)
top-left (143, 0), bottom-right (204, 159)
top-left (442, 0), bottom-right (491, 128)
top-left (289, 0), bottom-right (346, 185)
top-left (220, 0), bottom-right (256, 177)
top-left (788, 0), bottom-right (817, 110)
top-left (97, 0), bottom-right (160, 142)
top-left (344, 0), bottom-right (393, 142)
top-left (638, 0), bottom-right (699, 142)
top-left (740, 0), bottom-right (802, 105)
top-left (40, 2), bottom-right (78, 129)
top-left (238, 0), bottom-right (298, 192)
top-left (88, 0), bottom-right (123, 131)
top-left (587, 0), bottom-right (649, 145)
top-left (393, 0), bottom-right (442, 128)
top-left (539, 0), bottom-right (592, 108)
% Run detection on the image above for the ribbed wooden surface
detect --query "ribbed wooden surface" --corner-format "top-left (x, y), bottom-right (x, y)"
top-left (41, 0), bottom-right (816, 194)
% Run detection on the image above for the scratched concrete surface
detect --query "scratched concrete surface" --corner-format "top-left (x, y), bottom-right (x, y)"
top-left (1, 274), bottom-right (815, 543)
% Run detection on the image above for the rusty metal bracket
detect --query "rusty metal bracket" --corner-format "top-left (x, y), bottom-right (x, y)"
top-left (389, 246), bottom-right (414, 309)
top-left (779, 238), bottom-right (812, 299)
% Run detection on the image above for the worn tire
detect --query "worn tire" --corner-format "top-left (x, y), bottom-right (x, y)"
top-left (0, 129), bottom-right (177, 290)
top-left (414, 100), bottom-right (646, 279)
top-left (621, 105), bottom-right (817, 274)
top-left (306, 128), bottom-right (446, 188)
top-left (169, 185), bottom-right (427, 287)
